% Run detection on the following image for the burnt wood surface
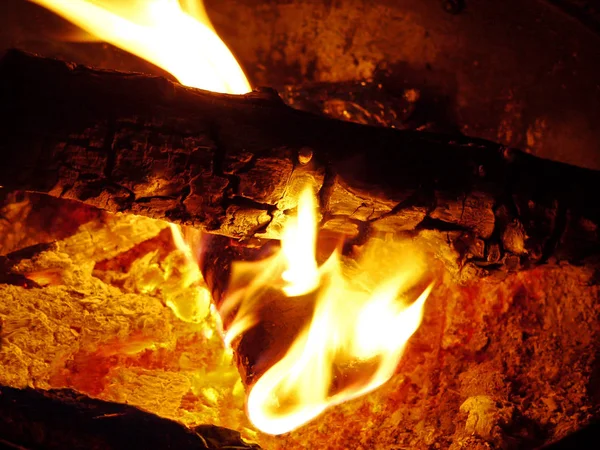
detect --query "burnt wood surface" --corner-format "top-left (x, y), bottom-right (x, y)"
top-left (0, 50), bottom-right (599, 272)
top-left (0, 385), bottom-right (259, 449)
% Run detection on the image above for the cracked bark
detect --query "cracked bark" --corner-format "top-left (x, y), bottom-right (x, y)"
top-left (0, 50), bottom-right (598, 275)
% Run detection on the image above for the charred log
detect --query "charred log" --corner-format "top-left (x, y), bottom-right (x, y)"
top-left (0, 385), bottom-right (259, 449)
top-left (0, 241), bottom-right (55, 288)
top-left (0, 50), bottom-right (598, 274)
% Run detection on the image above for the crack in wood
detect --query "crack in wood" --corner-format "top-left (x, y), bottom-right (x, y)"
top-left (102, 116), bottom-right (117, 179)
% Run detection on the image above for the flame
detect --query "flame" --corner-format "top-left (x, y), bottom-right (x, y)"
top-left (31, 0), bottom-right (430, 432)
top-left (29, 0), bottom-right (251, 94)
top-left (165, 223), bottom-right (213, 323)
top-left (224, 187), bottom-right (433, 435)
top-left (280, 188), bottom-right (320, 296)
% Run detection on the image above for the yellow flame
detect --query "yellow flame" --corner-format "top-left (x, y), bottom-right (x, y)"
top-left (32, 0), bottom-right (431, 431)
top-left (29, 0), bottom-right (251, 94)
top-left (280, 188), bottom-right (319, 296)
top-left (225, 187), bottom-right (433, 435)
top-left (164, 223), bottom-right (211, 323)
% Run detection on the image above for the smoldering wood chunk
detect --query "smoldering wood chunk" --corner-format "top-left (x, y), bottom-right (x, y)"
top-left (238, 151), bottom-right (294, 205)
top-left (0, 242), bottom-right (56, 288)
top-left (198, 234), bottom-right (305, 385)
top-left (327, 175), bottom-right (398, 221)
top-left (430, 191), bottom-right (496, 239)
top-left (0, 386), bottom-right (260, 449)
top-left (371, 207), bottom-right (428, 234)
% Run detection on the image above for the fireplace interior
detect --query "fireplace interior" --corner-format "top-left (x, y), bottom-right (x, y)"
top-left (1, 1), bottom-right (600, 449)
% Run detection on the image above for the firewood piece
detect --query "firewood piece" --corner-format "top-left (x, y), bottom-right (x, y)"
top-left (0, 50), bottom-right (599, 272)
top-left (0, 385), bottom-right (260, 449)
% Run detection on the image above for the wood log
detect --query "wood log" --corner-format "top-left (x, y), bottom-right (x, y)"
top-left (199, 234), bottom-right (279, 386)
top-left (0, 385), bottom-right (260, 449)
top-left (0, 50), bottom-right (598, 275)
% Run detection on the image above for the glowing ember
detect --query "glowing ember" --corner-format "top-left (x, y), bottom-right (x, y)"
top-left (29, 0), bottom-right (251, 94)
top-left (223, 187), bottom-right (433, 435)
top-left (165, 223), bottom-right (212, 324)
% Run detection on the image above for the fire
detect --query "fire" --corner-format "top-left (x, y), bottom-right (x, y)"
top-left (224, 187), bottom-right (433, 435)
top-left (29, 0), bottom-right (251, 94)
top-left (30, 1), bottom-right (431, 435)
top-left (280, 188), bottom-right (320, 296)
top-left (165, 223), bottom-right (212, 324)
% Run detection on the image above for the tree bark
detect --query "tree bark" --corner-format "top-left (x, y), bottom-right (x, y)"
top-left (0, 50), bottom-right (599, 273)
top-left (0, 386), bottom-right (260, 449)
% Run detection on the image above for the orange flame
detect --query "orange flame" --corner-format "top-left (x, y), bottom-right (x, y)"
top-left (29, 0), bottom-right (251, 94)
top-left (224, 187), bottom-right (433, 435)
top-left (32, 1), bottom-right (431, 433)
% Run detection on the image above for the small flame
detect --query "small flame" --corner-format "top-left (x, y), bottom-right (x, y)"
top-left (30, 0), bottom-right (251, 94)
top-left (280, 188), bottom-right (320, 296)
top-left (165, 222), bottom-right (212, 323)
top-left (225, 187), bottom-right (433, 435)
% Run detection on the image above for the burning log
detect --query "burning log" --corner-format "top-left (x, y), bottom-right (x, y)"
top-left (0, 0), bottom-right (597, 446)
top-left (1, 50), bottom-right (598, 275)
top-left (0, 386), bottom-right (260, 449)
top-left (1, 48), bottom-right (600, 445)
top-left (199, 234), bottom-right (281, 386)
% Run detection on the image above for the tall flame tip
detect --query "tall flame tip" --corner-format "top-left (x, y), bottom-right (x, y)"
top-left (30, 0), bottom-right (251, 94)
